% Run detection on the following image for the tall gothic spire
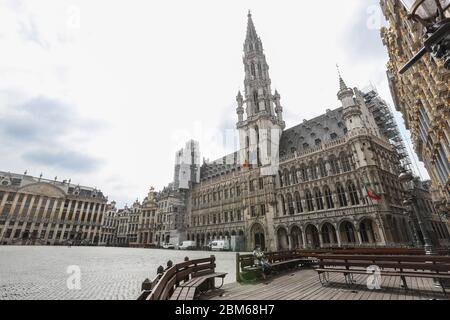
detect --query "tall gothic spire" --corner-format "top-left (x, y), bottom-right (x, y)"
top-left (246, 10), bottom-right (258, 41)
top-left (337, 64), bottom-right (347, 91)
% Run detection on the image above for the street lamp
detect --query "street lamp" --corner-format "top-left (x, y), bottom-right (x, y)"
top-left (399, 0), bottom-right (450, 73)
top-left (399, 171), bottom-right (435, 254)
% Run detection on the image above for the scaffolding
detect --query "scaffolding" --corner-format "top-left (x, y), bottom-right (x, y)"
top-left (363, 86), bottom-right (412, 172)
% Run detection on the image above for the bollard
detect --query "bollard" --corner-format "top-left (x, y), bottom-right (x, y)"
top-left (184, 256), bottom-right (189, 262)
top-left (167, 260), bottom-right (173, 269)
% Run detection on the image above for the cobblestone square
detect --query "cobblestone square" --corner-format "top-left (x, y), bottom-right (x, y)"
top-left (0, 246), bottom-right (236, 300)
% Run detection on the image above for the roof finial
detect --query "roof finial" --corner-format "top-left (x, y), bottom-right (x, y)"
top-left (336, 63), bottom-right (347, 91)
top-left (248, 9), bottom-right (251, 17)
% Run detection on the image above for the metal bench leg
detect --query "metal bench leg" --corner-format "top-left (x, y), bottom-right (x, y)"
top-left (318, 272), bottom-right (330, 286)
top-left (344, 273), bottom-right (355, 287)
top-left (400, 276), bottom-right (408, 290)
top-left (438, 280), bottom-right (447, 296)
top-left (214, 277), bottom-right (225, 290)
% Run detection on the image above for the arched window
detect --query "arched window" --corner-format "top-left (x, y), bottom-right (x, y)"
top-left (246, 136), bottom-right (250, 165)
top-left (329, 156), bottom-right (340, 175)
top-left (255, 126), bottom-right (261, 166)
top-left (360, 219), bottom-right (376, 243)
top-left (291, 167), bottom-right (298, 184)
top-left (318, 159), bottom-right (328, 177)
top-left (305, 190), bottom-right (314, 212)
top-left (314, 188), bottom-right (324, 210)
top-left (280, 195), bottom-right (286, 216)
top-left (258, 62), bottom-right (263, 79)
top-left (279, 171), bottom-right (284, 187)
top-left (301, 164), bottom-right (309, 182)
top-left (251, 63), bottom-right (256, 78)
top-left (295, 191), bottom-right (303, 213)
top-left (287, 193), bottom-right (294, 215)
top-left (324, 186), bottom-right (334, 209)
top-left (340, 153), bottom-right (351, 172)
top-left (336, 183), bottom-right (348, 207)
top-left (284, 169), bottom-right (290, 186)
top-left (309, 162), bottom-right (318, 180)
top-left (341, 221), bottom-right (356, 243)
top-left (253, 91), bottom-right (258, 110)
top-left (348, 182), bottom-right (360, 206)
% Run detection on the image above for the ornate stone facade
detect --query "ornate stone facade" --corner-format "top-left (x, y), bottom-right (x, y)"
top-left (0, 171), bottom-right (107, 245)
top-left (137, 187), bottom-right (158, 247)
top-left (186, 12), bottom-right (417, 252)
top-left (380, 0), bottom-right (450, 214)
top-left (100, 201), bottom-right (118, 246)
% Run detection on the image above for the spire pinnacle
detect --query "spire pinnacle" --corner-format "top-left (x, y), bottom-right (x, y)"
top-left (246, 10), bottom-right (258, 41)
top-left (336, 64), bottom-right (347, 91)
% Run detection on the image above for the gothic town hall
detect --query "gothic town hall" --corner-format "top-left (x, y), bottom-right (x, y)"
top-left (185, 12), bottom-right (414, 252)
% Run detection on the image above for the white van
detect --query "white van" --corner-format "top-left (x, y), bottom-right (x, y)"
top-left (210, 240), bottom-right (230, 251)
top-left (179, 241), bottom-right (197, 250)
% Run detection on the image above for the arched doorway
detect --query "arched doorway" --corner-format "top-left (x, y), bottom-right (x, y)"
top-left (359, 219), bottom-right (377, 244)
top-left (305, 225), bottom-right (320, 248)
top-left (250, 223), bottom-right (266, 251)
top-left (201, 234), bottom-right (206, 247)
top-left (276, 227), bottom-right (289, 250)
top-left (321, 223), bottom-right (337, 247)
top-left (339, 221), bottom-right (357, 245)
top-left (290, 226), bottom-right (303, 249)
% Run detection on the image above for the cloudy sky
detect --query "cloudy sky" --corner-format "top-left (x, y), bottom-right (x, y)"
top-left (0, 0), bottom-right (429, 207)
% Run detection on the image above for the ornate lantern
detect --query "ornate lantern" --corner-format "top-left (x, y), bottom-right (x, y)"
top-left (399, 0), bottom-right (450, 73)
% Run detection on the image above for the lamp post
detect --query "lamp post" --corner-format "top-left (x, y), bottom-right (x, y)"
top-left (399, 171), bottom-right (435, 254)
top-left (399, 0), bottom-right (450, 73)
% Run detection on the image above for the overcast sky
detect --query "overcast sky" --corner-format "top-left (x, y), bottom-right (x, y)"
top-left (0, 0), bottom-right (429, 207)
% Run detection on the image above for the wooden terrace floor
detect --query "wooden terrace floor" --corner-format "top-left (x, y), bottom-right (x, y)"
top-left (203, 269), bottom-right (448, 300)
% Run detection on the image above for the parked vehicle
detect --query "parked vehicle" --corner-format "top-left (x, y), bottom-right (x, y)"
top-left (162, 243), bottom-right (175, 250)
top-left (210, 240), bottom-right (230, 251)
top-left (179, 241), bottom-right (197, 250)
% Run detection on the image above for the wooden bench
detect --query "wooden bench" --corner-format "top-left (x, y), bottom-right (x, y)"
top-left (169, 272), bottom-right (227, 300)
top-left (267, 251), bottom-right (310, 271)
top-left (236, 253), bottom-right (261, 282)
top-left (236, 251), bottom-right (316, 282)
top-left (138, 255), bottom-right (227, 300)
top-left (315, 254), bottom-right (450, 294)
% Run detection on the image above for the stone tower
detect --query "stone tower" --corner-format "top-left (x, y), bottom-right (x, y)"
top-left (337, 74), bottom-right (364, 133)
top-left (236, 11), bottom-right (285, 176)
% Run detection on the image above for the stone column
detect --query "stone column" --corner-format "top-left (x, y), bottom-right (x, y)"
top-left (334, 223), bottom-right (342, 247)
top-left (301, 229), bottom-right (307, 249)
top-left (355, 227), bottom-right (363, 245)
top-left (318, 229), bottom-right (324, 248)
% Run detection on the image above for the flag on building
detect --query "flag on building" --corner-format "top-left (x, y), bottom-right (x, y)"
top-left (363, 182), bottom-right (381, 201)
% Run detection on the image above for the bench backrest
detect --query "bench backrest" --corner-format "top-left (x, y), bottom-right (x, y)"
top-left (146, 256), bottom-right (216, 300)
top-left (316, 254), bottom-right (450, 273)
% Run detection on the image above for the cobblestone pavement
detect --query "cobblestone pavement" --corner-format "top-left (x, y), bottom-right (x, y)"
top-left (0, 246), bottom-right (237, 300)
